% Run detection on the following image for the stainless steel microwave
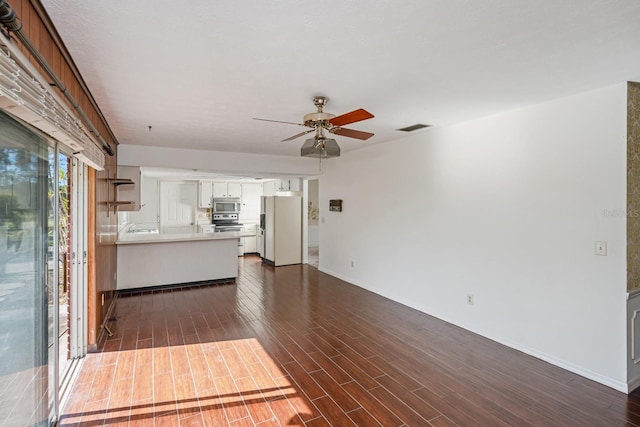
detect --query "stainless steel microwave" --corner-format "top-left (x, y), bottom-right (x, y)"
top-left (212, 198), bottom-right (241, 214)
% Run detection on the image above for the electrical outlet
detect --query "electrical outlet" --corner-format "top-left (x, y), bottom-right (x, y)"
top-left (467, 294), bottom-right (474, 305)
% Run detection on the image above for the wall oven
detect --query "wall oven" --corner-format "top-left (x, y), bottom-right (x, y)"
top-left (213, 197), bottom-right (241, 214)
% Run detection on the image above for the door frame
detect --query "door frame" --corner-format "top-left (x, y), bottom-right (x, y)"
top-left (69, 158), bottom-right (88, 359)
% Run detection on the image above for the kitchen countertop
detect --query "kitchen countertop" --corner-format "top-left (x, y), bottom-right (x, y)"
top-left (116, 230), bottom-right (255, 245)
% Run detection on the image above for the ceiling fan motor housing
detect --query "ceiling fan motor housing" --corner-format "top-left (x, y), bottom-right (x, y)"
top-left (303, 112), bottom-right (335, 127)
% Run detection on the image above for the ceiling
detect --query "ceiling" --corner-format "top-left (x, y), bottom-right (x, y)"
top-left (141, 167), bottom-right (279, 181)
top-left (40, 0), bottom-right (640, 158)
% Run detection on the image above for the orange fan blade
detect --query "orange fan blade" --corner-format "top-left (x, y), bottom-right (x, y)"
top-left (332, 127), bottom-right (375, 140)
top-left (281, 129), bottom-right (315, 142)
top-left (329, 108), bottom-right (374, 127)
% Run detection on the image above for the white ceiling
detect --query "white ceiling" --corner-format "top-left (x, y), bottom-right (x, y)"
top-left (41, 0), bottom-right (640, 158)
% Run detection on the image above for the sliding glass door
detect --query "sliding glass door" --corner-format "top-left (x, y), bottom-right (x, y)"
top-left (0, 110), bottom-right (87, 426)
top-left (0, 110), bottom-right (50, 426)
top-left (47, 149), bottom-right (77, 422)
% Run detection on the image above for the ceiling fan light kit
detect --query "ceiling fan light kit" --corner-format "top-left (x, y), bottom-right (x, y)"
top-left (300, 137), bottom-right (340, 158)
top-left (254, 96), bottom-right (374, 158)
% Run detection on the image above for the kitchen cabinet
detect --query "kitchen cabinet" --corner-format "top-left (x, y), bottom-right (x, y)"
top-left (198, 180), bottom-right (214, 208)
top-left (213, 182), bottom-right (242, 198)
top-left (213, 183), bottom-right (226, 198)
top-left (115, 166), bottom-right (141, 211)
top-left (288, 178), bottom-right (302, 192)
top-left (273, 178), bottom-right (302, 192)
top-left (240, 183), bottom-right (262, 221)
top-left (243, 224), bottom-right (257, 254)
top-left (244, 237), bottom-right (257, 253)
top-left (263, 180), bottom-right (277, 196)
top-left (228, 183), bottom-right (242, 198)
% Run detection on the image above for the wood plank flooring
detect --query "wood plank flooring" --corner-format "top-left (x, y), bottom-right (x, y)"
top-left (60, 255), bottom-right (640, 426)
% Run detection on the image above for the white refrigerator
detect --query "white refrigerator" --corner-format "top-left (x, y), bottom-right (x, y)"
top-left (261, 196), bottom-right (302, 266)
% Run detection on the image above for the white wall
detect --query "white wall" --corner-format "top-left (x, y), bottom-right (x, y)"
top-left (319, 83), bottom-right (628, 391)
top-left (119, 144), bottom-right (319, 176)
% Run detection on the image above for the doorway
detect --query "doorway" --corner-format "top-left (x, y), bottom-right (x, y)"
top-left (52, 154), bottom-right (88, 402)
top-left (307, 179), bottom-right (319, 268)
top-left (159, 181), bottom-right (197, 234)
top-left (0, 110), bottom-right (52, 426)
top-left (0, 110), bottom-right (87, 426)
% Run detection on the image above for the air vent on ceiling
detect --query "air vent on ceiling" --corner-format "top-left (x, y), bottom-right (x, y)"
top-left (396, 123), bottom-right (431, 132)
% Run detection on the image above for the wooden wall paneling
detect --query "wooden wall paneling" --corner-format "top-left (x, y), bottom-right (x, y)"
top-left (16, 1), bottom-right (30, 62)
top-left (27, 5), bottom-right (41, 75)
top-left (12, 0), bottom-right (21, 17)
top-left (100, 123), bottom-right (112, 146)
top-left (38, 15), bottom-right (53, 67)
top-left (60, 61), bottom-right (72, 107)
top-left (94, 164), bottom-right (108, 347)
top-left (51, 36), bottom-right (61, 83)
top-left (92, 153), bottom-right (118, 348)
top-left (71, 73), bottom-right (80, 106)
top-left (87, 167), bottom-right (97, 346)
top-left (5, 0), bottom-right (121, 348)
top-left (81, 97), bottom-right (93, 126)
top-left (62, 60), bottom-right (72, 98)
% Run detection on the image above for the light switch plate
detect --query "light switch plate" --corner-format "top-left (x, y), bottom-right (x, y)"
top-left (595, 241), bottom-right (607, 256)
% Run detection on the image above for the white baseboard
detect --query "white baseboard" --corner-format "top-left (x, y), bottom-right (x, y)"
top-left (626, 374), bottom-right (640, 393)
top-left (316, 266), bottom-right (628, 394)
top-left (474, 331), bottom-right (628, 393)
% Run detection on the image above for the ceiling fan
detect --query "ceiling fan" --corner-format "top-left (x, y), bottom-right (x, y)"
top-left (253, 96), bottom-right (374, 158)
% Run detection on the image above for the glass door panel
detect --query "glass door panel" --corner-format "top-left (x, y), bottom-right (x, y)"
top-left (0, 110), bottom-right (50, 426)
top-left (57, 154), bottom-right (71, 386)
top-left (47, 146), bottom-right (56, 421)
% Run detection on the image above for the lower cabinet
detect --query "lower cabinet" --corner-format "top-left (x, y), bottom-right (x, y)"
top-left (243, 224), bottom-right (258, 254)
top-left (244, 236), bottom-right (257, 253)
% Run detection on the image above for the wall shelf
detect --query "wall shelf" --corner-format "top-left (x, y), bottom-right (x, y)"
top-left (106, 200), bottom-right (134, 215)
top-left (108, 178), bottom-right (134, 186)
top-left (106, 168), bottom-right (137, 216)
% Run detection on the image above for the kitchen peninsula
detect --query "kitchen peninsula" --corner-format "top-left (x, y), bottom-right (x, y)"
top-left (116, 231), bottom-right (251, 290)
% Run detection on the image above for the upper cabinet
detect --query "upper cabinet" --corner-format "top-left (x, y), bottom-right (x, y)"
top-left (263, 180), bottom-right (277, 196)
top-left (288, 178), bottom-right (302, 192)
top-left (198, 180), bottom-right (213, 208)
top-left (114, 166), bottom-right (141, 211)
top-left (268, 178), bottom-right (302, 193)
top-left (262, 178), bottom-right (302, 195)
top-left (228, 183), bottom-right (242, 198)
top-left (213, 182), bottom-right (242, 198)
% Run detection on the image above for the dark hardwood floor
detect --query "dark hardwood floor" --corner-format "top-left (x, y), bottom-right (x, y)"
top-left (60, 255), bottom-right (640, 426)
